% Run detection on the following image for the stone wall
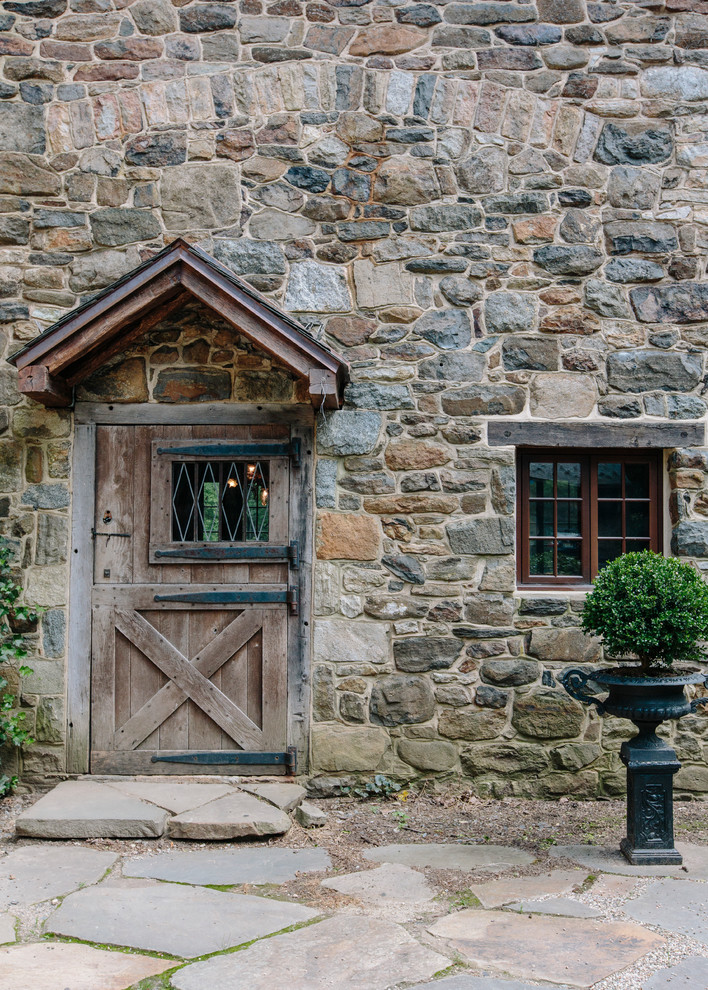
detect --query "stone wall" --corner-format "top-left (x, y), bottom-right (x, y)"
top-left (2, 0), bottom-right (708, 792)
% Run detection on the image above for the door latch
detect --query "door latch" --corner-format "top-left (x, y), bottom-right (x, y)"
top-left (91, 528), bottom-right (132, 541)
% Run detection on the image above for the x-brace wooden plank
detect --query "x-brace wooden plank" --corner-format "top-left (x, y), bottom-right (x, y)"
top-left (114, 609), bottom-right (264, 750)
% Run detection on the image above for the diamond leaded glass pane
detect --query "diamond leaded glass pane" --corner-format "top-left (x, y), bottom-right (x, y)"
top-left (170, 461), bottom-right (269, 543)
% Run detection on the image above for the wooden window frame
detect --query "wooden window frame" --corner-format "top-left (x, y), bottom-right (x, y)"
top-left (517, 448), bottom-right (663, 589)
top-left (149, 440), bottom-right (289, 564)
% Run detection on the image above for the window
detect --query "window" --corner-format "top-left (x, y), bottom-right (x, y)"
top-left (171, 460), bottom-right (270, 543)
top-left (518, 449), bottom-right (662, 587)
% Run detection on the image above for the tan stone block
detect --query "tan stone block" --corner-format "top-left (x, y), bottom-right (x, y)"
top-left (26, 565), bottom-right (68, 608)
top-left (312, 724), bottom-right (389, 771)
top-left (317, 512), bottom-right (381, 561)
top-left (364, 495), bottom-right (458, 514)
top-left (349, 24), bottom-right (426, 56)
top-left (530, 373), bottom-right (597, 419)
top-left (385, 441), bottom-right (451, 471)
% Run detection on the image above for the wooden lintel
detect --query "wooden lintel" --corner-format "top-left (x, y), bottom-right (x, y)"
top-left (488, 421), bottom-right (706, 449)
top-left (308, 369), bottom-right (340, 410)
top-left (18, 365), bottom-right (71, 407)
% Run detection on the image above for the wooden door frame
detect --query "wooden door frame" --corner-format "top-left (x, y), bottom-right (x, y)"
top-left (67, 402), bottom-right (315, 774)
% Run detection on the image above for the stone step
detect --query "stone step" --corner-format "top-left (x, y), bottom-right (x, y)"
top-left (15, 781), bottom-right (168, 839)
top-left (16, 778), bottom-right (296, 840)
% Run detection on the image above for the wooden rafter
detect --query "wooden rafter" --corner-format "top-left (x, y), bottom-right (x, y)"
top-left (9, 239), bottom-right (349, 409)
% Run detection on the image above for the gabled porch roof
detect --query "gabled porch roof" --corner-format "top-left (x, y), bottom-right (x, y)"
top-left (9, 238), bottom-right (349, 410)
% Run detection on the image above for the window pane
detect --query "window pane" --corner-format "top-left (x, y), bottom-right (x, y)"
top-left (244, 462), bottom-right (270, 542)
top-left (172, 462), bottom-right (195, 542)
top-left (598, 463), bottom-right (622, 499)
top-left (221, 462), bottom-right (244, 541)
top-left (625, 463), bottom-right (650, 499)
top-left (598, 539), bottom-right (623, 569)
top-left (557, 501), bottom-right (581, 537)
top-left (557, 463), bottom-right (581, 498)
top-left (170, 460), bottom-right (269, 543)
top-left (530, 500), bottom-right (553, 537)
top-left (626, 503), bottom-right (650, 538)
top-left (558, 540), bottom-right (582, 576)
top-left (598, 501), bottom-right (622, 538)
top-left (530, 539), bottom-right (554, 575)
top-left (529, 462), bottom-right (554, 498)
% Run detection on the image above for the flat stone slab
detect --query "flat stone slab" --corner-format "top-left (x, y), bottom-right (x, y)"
top-left (364, 843), bottom-right (535, 871)
top-left (124, 847), bottom-right (331, 885)
top-left (322, 863), bottom-right (436, 920)
top-left (503, 897), bottom-right (601, 919)
top-left (0, 915), bottom-right (15, 944)
top-left (16, 781), bottom-right (168, 838)
top-left (106, 780), bottom-right (234, 814)
top-left (427, 909), bottom-right (664, 988)
top-left (240, 782), bottom-right (307, 812)
top-left (623, 879), bottom-right (708, 945)
top-left (172, 915), bottom-right (449, 990)
top-left (0, 845), bottom-right (117, 909)
top-left (551, 843), bottom-right (708, 879)
top-left (589, 874), bottom-right (641, 899)
top-left (471, 870), bottom-right (588, 909)
top-left (168, 791), bottom-right (291, 840)
top-left (46, 881), bottom-right (318, 957)
top-left (412, 977), bottom-right (573, 990)
top-left (0, 942), bottom-right (173, 990)
top-left (643, 956), bottom-right (708, 989)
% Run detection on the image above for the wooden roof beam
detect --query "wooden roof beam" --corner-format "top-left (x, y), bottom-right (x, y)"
top-left (18, 366), bottom-right (72, 407)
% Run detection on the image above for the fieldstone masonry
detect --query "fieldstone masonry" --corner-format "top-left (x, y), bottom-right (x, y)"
top-left (1, 0), bottom-right (708, 795)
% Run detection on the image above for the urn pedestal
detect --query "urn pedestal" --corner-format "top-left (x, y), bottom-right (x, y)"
top-left (560, 667), bottom-right (708, 866)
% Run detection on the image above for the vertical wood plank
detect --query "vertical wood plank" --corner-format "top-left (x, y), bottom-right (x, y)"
top-left (262, 611), bottom-right (288, 750)
top-left (188, 609), bottom-right (225, 750)
top-left (288, 423), bottom-right (314, 769)
top-left (94, 425), bottom-right (135, 585)
top-left (90, 605), bottom-right (115, 755)
top-left (67, 423), bottom-right (96, 774)
top-left (134, 425), bottom-right (161, 584)
top-left (131, 610), bottom-right (162, 750)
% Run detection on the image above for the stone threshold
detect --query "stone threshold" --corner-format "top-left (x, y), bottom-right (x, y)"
top-left (15, 776), bottom-right (315, 840)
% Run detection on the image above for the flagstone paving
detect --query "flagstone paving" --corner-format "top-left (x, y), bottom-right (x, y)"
top-left (412, 977), bottom-right (574, 990)
top-left (0, 942), bottom-right (174, 990)
top-left (321, 862), bottom-right (437, 920)
top-left (623, 879), bottom-right (708, 945)
top-left (426, 910), bottom-right (665, 988)
top-left (551, 843), bottom-right (708, 879)
top-left (124, 846), bottom-right (331, 885)
top-left (0, 845), bottom-right (117, 909)
top-left (171, 915), bottom-right (449, 990)
top-left (642, 956), bottom-right (708, 989)
top-left (46, 880), bottom-right (319, 957)
top-left (364, 843), bottom-right (536, 871)
top-left (502, 897), bottom-right (602, 919)
top-left (470, 870), bottom-right (588, 909)
top-left (3, 830), bottom-right (708, 989)
top-left (0, 915), bottom-right (15, 944)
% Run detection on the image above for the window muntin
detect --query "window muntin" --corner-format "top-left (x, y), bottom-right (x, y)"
top-left (519, 450), bottom-right (661, 587)
top-left (171, 460), bottom-right (270, 543)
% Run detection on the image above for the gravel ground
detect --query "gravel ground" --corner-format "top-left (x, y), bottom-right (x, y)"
top-left (2, 784), bottom-right (708, 989)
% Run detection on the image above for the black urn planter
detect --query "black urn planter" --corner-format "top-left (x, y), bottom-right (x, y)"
top-left (560, 666), bottom-right (708, 866)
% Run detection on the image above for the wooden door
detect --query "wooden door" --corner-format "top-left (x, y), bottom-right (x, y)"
top-left (89, 424), bottom-right (296, 774)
